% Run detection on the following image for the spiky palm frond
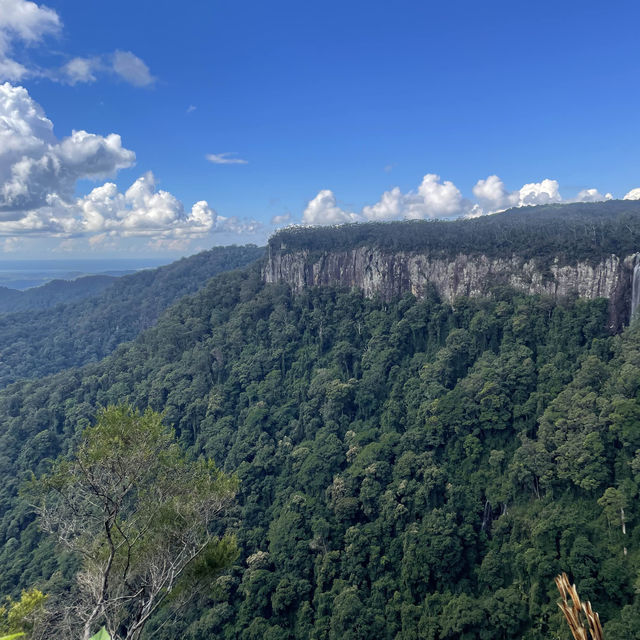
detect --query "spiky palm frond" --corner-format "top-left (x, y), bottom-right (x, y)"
top-left (555, 572), bottom-right (604, 640)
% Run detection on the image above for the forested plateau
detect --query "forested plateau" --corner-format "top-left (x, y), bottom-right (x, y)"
top-left (3, 204), bottom-right (640, 639)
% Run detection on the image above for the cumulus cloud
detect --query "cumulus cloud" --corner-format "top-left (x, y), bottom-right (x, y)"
top-left (471, 175), bottom-right (563, 213)
top-left (406, 174), bottom-right (467, 219)
top-left (0, 82), bottom-right (256, 242)
top-left (302, 190), bottom-right (361, 225)
top-left (576, 188), bottom-right (613, 202)
top-left (74, 172), bottom-right (215, 237)
top-left (624, 188), bottom-right (640, 201)
top-left (301, 173), bottom-right (625, 227)
top-left (111, 50), bottom-right (155, 87)
top-left (518, 179), bottom-right (561, 206)
top-left (472, 175), bottom-right (518, 211)
top-left (305, 174), bottom-right (473, 226)
top-left (62, 56), bottom-right (99, 85)
top-left (361, 186), bottom-right (404, 221)
top-left (206, 152), bottom-right (248, 165)
top-left (0, 82), bottom-right (135, 214)
top-left (0, 0), bottom-right (60, 80)
top-left (0, 1), bottom-right (155, 86)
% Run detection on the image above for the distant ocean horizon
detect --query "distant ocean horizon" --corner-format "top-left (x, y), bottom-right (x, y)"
top-left (0, 258), bottom-right (172, 290)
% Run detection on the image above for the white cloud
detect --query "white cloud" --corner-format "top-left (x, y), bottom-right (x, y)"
top-left (358, 174), bottom-right (470, 223)
top-left (60, 51), bottom-right (156, 88)
top-left (0, 170), bottom-right (226, 239)
top-left (186, 105), bottom-right (196, 114)
top-left (302, 190), bottom-right (361, 225)
top-left (575, 188), bottom-right (613, 202)
top-left (362, 186), bottom-right (404, 220)
top-left (0, 82), bottom-right (259, 243)
top-left (62, 56), bottom-right (100, 85)
top-left (0, 82), bottom-right (135, 214)
top-left (518, 179), bottom-right (561, 206)
top-left (271, 212), bottom-right (292, 226)
top-left (0, 0), bottom-right (60, 80)
top-left (111, 50), bottom-right (155, 87)
top-left (472, 175), bottom-right (562, 213)
top-left (0, 2), bottom-right (155, 86)
top-left (301, 173), bottom-right (626, 227)
top-left (206, 152), bottom-right (248, 165)
top-left (472, 175), bottom-right (519, 212)
top-left (306, 174), bottom-right (471, 226)
top-left (74, 172), bottom-right (216, 237)
top-left (406, 174), bottom-right (467, 219)
top-left (0, 56), bottom-right (28, 81)
top-left (624, 188), bottom-right (640, 201)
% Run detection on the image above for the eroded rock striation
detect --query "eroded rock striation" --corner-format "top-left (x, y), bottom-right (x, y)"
top-left (264, 244), bottom-right (638, 332)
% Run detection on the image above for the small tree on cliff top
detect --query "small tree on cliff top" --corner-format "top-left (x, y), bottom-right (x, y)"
top-left (28, 405), bottom-right (238, 640)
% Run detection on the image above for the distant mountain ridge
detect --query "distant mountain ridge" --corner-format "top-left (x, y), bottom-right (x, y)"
top-left (0, 275), bottom-right (117, 313)
top-left (0, 244), bottom-right (264, 388)
top-left (265, 200), bottom-right (640, 331)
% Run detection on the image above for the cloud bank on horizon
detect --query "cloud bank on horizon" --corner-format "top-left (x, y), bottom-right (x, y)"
top-left (300, 175), bottom-right (627, 227)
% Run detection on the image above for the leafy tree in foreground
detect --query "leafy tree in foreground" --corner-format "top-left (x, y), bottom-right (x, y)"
top-left (27, 405), bottom-right (238, 640)
top-left (0, 588), bottom-right (47, 639)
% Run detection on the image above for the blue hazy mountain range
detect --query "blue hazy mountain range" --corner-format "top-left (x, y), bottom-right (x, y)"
top-left (0, 258), bottom-right (171, 290)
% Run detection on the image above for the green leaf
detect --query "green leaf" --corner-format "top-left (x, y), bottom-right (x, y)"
top-left (0, 633), bottom-right (26, 640)
top-left (89, 628), bottom-right (111, 640)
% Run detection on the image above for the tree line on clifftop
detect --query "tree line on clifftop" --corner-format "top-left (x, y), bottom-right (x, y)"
top-left (270, 199), bottom-right (640, 266)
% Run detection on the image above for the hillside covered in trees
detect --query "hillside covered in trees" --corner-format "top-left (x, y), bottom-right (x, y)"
top-left (0, 275), bottom-right (117, 313)
top-left (0, 245), bottom-right (263, 388)
top-left (2, 216), bottom-right (640, 638)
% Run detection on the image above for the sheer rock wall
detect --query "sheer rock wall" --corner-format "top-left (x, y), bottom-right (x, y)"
top-left (264, 244), bottom-right (638, 332)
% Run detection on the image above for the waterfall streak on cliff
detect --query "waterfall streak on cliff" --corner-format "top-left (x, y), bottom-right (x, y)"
top-left (631, 263), bottom-right (640, 320)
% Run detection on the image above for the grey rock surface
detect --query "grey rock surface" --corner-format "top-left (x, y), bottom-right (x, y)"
top-left (264, 245), bottom-right (638, 331)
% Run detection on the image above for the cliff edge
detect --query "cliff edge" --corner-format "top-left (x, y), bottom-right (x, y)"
top-left (264, 201), bottom-right (640, 331)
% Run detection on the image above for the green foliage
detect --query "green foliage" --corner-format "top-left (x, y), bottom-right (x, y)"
top-left (0, 588), bottom-right (46, 637)
top-left (89, 628), bottom-right (111, 640)
top-left (0, 249), bottom-right (639, 637)
top-left (269, 199), bottom-right (640, 265)
top-left (0, 244), bottom-right (263, 388)
top-left (27, 406), bottom-right (238, 639)
top-left (0, 275), bottom-right (116, 314)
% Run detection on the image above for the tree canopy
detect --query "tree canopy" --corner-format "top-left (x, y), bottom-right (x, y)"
top-left (269, 199), bottom-right (640, 265)
top-left (26, 405), bottom-right (238, 640)
top-left (0, 222), bottom-right (638, 637)
top-left (0, 244), bottom-right (263, 389)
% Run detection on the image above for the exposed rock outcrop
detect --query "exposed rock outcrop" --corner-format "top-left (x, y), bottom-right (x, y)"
top-left (264, 244), bottom-right (638, 332)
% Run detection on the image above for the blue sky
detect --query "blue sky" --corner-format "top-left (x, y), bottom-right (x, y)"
top-left (1, 0), bottom-right (640, 257)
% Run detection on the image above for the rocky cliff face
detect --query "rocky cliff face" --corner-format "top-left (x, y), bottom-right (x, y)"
top-left (264, 245), bottom-right (637, 332)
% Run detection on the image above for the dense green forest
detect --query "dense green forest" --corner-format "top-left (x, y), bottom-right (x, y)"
top-left (0, 245), bottom-right (263, 388)
top-left (2, 251), bottom-right (640, 638)
top-left (0, 275), bottom-right (116, 313)
top-left (270, 199), bottom-right (640, 265)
